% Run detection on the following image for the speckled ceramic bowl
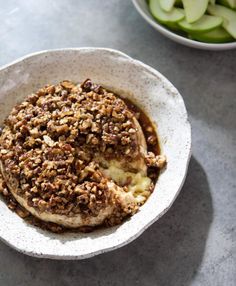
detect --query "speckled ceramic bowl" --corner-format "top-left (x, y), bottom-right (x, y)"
top-left (0, 48), bottom-right (191, 259)
top-left (132, 0), bottom-right (236, 51)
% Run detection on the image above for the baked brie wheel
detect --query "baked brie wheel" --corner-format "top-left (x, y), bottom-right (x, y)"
top-left (0, 79), bottom-right (166, 229)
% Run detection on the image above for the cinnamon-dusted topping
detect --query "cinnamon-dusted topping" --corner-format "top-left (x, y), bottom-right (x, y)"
top-left (0, 79), bottom-right (166, 231)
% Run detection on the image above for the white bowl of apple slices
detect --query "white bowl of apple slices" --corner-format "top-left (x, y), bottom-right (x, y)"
top-left (132, 0), bottom-right (236, 50)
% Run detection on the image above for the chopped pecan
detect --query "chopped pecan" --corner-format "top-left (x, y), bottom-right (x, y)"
top-left (145, 152), bottom-right (167, 168)
top-left (147, 135), bottom-right (157, 145)
top-left (60, 80), bottom-right (75, 91)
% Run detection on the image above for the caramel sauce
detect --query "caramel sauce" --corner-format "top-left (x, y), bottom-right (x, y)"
top-left (123, 97), bottom-right (161, 156)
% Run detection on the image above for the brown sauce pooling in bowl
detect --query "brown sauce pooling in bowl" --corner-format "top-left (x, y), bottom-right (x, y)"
top-left (123, 97), bottom-right (160, 156)
top-left (122, 97), bottom-right (161, 183)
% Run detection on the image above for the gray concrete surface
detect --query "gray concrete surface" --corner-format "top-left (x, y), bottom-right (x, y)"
top-left (0, 0), bottom-right (235, 285)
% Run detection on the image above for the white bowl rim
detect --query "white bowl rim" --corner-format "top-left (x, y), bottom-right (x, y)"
top-left (132, 0), bottom-right (236, 51)
top-left (0, 48), bottom-right (192, 259)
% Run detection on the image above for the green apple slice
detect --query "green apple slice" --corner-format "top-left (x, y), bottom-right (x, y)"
top-left (149, 0), bottom-right (184, 23)
top-left (165, 22), bottom-right (183, 31)
top-left (182, 0), bottom-right (209, 23)
top-left (217, 0), bottom-right (236, 9)
top-left (208, 4), bottom-right (236, 38)
top-left (189, 27), bottom-right (234, 43)
top-left (178, 14), bottom-right (223, 32)
top-left (160, 0), bottom-right (175, 12)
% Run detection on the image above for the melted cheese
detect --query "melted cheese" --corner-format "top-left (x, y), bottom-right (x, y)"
top-left (102, 164), bottom-right (152, 204)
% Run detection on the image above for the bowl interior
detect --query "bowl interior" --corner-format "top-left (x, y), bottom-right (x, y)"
top-left (0, 48), bottom-right (191, 259)
top-left (132, 0), bottom-right (236, 50)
